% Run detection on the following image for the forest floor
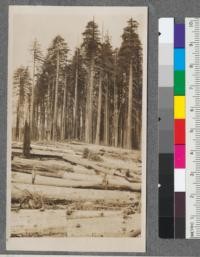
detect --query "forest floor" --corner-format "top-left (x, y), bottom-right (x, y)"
top-left (10, 141), bottom-right (142, 237)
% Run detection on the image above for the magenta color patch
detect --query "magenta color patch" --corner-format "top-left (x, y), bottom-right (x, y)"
top-left (174, 145), bottom-right (185, 168)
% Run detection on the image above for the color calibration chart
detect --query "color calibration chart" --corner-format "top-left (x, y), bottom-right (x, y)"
top-left (159, 18), bottom-right (200, 238)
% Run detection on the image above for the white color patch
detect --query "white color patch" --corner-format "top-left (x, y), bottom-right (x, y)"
top-left (159, 18), bottom-right (174, 44)
top-left (174, 169), bottom-right (185, 192)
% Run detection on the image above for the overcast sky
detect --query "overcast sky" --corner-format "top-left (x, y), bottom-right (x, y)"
top-left (9, 6), bottom-right (147, 72)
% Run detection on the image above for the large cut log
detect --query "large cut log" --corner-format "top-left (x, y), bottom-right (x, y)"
top-left (10, 209), bottom-right (141, 237)
top-left (11, 183), bottom-right (139, 204)
top-left (12, 156), bottom-right (97, 177)
top-left (12, 152), bottom-right (107, 176)
top-left (12, 148), bottom-right (64, 160)
top-left (12, 172), bottom-right (141, 192)
top-left (12, 158), bottom-right (73, 178)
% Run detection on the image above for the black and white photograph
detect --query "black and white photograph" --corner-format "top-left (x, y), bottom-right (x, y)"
top-left (7, 6), bottom-right (147, 252)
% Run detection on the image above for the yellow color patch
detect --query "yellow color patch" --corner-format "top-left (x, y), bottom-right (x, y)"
top-left (174, 96), bottom-right (185, 119)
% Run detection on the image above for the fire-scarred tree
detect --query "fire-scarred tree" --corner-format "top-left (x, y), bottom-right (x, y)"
top-left (118, 18), bottom-right (142, 149)
top-left (81, 20), bottom-right (100, 143)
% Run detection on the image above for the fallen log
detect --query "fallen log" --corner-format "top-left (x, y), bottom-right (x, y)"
top-left (11, 183), bottom-right (138, 204)
top-left (12, 149), bottom-right (64, 160)
top-left (12, 158), bottom-right (73, 178)
top-left (12, 151), bottom-right (108, 176)
top-left (12, 172), bottom-right (141, 192)
top-left (12, 156), bottom-right (97, 176)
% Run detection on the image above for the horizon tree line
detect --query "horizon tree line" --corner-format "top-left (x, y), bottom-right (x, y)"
top-left (12, 17), bottom-right (143, 150)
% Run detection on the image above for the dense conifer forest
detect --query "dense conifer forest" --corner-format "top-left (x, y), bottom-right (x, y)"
top-left (12, 18), bottom-right (142, 150)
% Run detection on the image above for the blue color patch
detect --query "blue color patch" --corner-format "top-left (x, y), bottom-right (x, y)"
top-left (174, 48), bottom-right (185, 70)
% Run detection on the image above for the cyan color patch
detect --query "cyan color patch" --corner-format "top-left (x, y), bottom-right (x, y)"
top-left (174, 48), bottom-right (185, 70)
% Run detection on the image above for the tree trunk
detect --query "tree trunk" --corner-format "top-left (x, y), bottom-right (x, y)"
top-left (136, 111), bottom-right (142, 150)
top-left (85, 76), bottom-right (89, 142)
top-left (41, 100), bottom-right (45, 140)
top-left (61, 74), bottom-right (67, 140)
top-left (19, 95), bottom-right (24, 142)
top-left (113, 71), bottom-right (118, 148)
top-left (123, 109), bottom-right (127, 148)
top-left (85, 57), bottom-right (94, 143)
top-left (80, 108), bottom-right (83, 140)
top-left (104, 77), bottom-right (109, 145)
top-left (126, 60), bottom-right (133, 149)
top-left (30, 52), bottom-right (36, 139)
top-left (37, 105), bottom-right (41, 141)
top-left (52, 50), bottom-right (60, 141)
top-left (15, 98), bottom-right (20, 141)
top-left (73, 65), bottom-right (78, 139)
top-left (46, 82), bottom-right (51, 141)
top-left (50, 78), bottom-right (55, 140)
top-left (67, 91), bottom-right (72, 140)
top-left (95, 75), bottom-right (102, 145)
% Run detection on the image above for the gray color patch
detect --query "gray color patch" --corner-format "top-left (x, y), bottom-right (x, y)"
top-left (159, 129), bottom-right (173, 153)
top-left (158, 65), bottom-right (173, 87)
top-left (159, 43), bottom-right (173, 66)
top-left (158, 87), bottom-right (173, 109)
top-left (158, 108), bottom-right (173, 130)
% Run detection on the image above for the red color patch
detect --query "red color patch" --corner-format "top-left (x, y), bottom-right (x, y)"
top-left (174, 119), bottom-right (185, 145)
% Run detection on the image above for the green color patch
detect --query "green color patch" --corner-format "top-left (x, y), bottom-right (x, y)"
top-left (174, 71), bottom-right (185, 95)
